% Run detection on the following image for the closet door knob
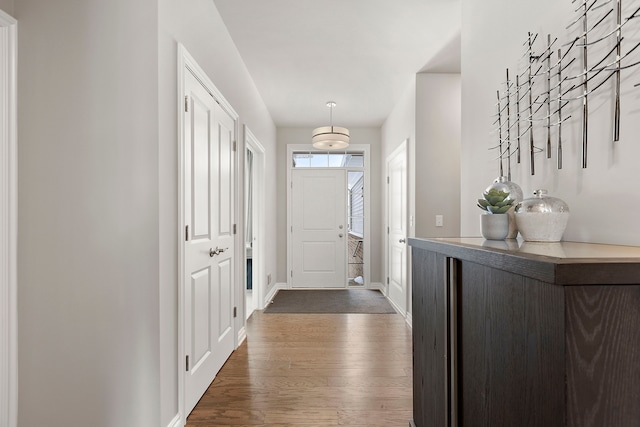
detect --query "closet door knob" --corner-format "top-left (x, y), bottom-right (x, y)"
top-left (209, 247), bottom-right (228, 257)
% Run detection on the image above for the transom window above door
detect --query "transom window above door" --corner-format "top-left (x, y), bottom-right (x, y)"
top-left (292, 152), bottom-right (364, 168)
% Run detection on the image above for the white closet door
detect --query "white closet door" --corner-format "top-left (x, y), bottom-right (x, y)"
top-left (183, 69), bottom-right (235, 416)
top-left (387, 142), bottom-right (408, 314)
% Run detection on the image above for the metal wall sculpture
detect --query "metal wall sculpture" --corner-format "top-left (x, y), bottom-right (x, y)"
top-left (489, 0), bottom-right (640, 175)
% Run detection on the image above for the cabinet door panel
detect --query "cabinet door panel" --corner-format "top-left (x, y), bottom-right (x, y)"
top-left (459, 261), bottom-right (565, 427)
top-left (412, 248), bottom-right (446, 427)
top-left (566, 285), bottom-right (640, 427)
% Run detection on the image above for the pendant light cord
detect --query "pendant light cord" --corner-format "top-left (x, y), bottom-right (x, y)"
top-left (330, 104), bottom-right (333, 129)
top-left (328, 101), bottom-right (335, 129)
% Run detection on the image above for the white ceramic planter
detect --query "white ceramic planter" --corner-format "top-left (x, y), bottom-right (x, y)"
top-left (480, 214), bottom-right (509, 240)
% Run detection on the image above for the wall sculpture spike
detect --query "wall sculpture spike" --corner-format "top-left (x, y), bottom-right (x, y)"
top-left (546, 35), bottom-right (553, 158)
top-left (506, 69), bottom-right (513, 180)
top-left (580, 0), bottom-right (590, 168)
top-left (558, 49), bottom-right (565, 169)
top-left (614, 0), bottom-right (622, 141)
top-left (496, 90), bottom-right (504, 178)
top-left (527, 32), bottom-right (537, 175)
top-left (515, 74), bottom-right (522, 164)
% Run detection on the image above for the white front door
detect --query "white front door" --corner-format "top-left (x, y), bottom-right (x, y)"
top-left (183, 69), bottom-right (235, 415)
top-left (387, 141), bottom-right (408, 314)
top-left (291, 169), bottom-right (347, 288)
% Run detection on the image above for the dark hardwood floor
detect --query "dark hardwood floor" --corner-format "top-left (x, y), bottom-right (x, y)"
top-left (186, 310), bottom-right (413, 426)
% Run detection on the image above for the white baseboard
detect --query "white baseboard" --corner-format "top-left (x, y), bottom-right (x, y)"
top-left (167, 413), bottom-right (182, 427)
top-left (264, 282), bottom-right (286, 305)
top-left (405, 312), bottom-right (413, 329)
top-left (373, 282), bottom-right (409, 319)
top-left (370, 281), bottom-right (384, 291)
top-left (237, 326), bottom-right (247, 346)
top-left (386, 296), bottom-right (406, 316)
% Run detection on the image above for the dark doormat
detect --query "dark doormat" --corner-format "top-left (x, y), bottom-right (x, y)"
top-left (264, 289), bottom-right (397, 314)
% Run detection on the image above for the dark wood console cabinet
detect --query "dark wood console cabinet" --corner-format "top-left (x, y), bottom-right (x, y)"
top-left (409, 238), bottom-right (640, 427)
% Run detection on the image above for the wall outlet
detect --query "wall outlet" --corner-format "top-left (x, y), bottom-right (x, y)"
top-left (267, 273), bottom-right (271, 285)
top-left (435, 215), bottom-right (444, 227)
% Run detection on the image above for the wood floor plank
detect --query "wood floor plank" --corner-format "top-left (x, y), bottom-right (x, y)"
top-left (186, 311), bottom-right (413, 426)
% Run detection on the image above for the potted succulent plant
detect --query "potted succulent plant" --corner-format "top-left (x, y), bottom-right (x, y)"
top-left (477, 188), bottom-right (514, 240)
top-left (488, 176), bottom-right (523, 238)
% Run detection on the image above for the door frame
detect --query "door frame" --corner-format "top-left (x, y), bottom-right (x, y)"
top-left (286, 144), bottom-right (370, 289)
top-left (385, 139), bottom-right (409, 315)
top-left (243, 126), bottom-right (266, 314)
top-left (177, 44), bottom-right (240, 422)
top-left (0, 9), bottom-right (17, 427)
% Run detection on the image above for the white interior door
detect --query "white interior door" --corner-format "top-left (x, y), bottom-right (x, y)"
top-left (387, 141), bottom-right (408, 314)
top-left (291, 169), bottom-right (347, 288)
top-left (183, 69), bottom-right (235, 415)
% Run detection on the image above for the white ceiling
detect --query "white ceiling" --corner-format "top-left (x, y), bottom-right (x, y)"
top-left (213, 0), bottom-right (461, 127)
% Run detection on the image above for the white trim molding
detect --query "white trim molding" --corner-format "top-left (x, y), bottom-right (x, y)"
top-left (0, 9), bottom-right (17, 427)
top-left (237, 326), bottom-right (247, 347)
top-left (264, 283), bottom-right (286, 306)
top-left (370, 281), bottom-right (385, 292)
top-left (243, 126), bottom-right (267, 316)
top-left (386, 295), bottom-right (405, 317)
top-left (166, 413), bottom-right (182, 427)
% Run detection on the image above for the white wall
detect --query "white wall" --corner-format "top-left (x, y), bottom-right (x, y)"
top-left (382, 80), bottom-right (417, 237)
top-left (158, 0), bottom-right (277, 424)
top-left (0, 0), bottom-right (12, 14)
top-left (382, 80), bottom-right (416, 182)
top-left (415, 73), bottom-right (461, 238)
top-left (461, 0), bottom-right (640, 246)
top-left (17, 1), bottom-right (161, 426)
top-left (15, 1), bottom-right (276, 426)
top-left (381, 74), bottom-right (462, 319)
top-left (276, 127), bottom-right (383, 285)
top-left (381, 80), bottom-right (415, 314)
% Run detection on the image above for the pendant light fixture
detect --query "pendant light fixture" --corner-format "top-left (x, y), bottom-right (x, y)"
top-left (312, 101), bottom-right (350, 150)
